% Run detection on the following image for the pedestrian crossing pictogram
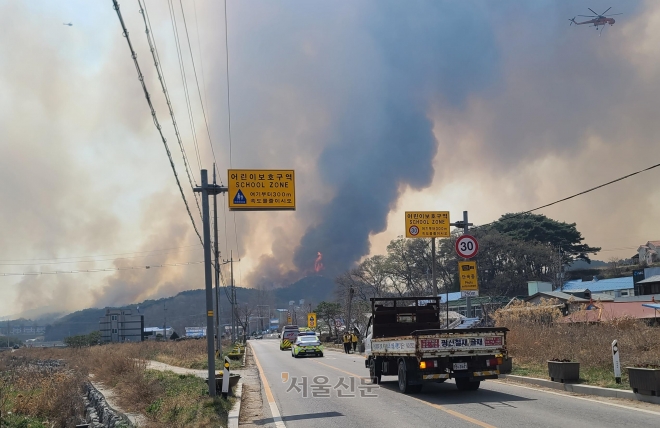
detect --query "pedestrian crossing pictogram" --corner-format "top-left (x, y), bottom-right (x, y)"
top-left (233, 189), bottom-right (246, 204)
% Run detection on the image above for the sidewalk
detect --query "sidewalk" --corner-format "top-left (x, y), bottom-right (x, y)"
top-left (500, 374), bottom-right (660, 406)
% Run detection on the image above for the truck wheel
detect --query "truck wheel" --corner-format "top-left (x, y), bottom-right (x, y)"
top-left (369, 358), bottom-right (381, 384)
top-left (397, 361), bottom-right (422, 394)
top-left (455, 378), bottom-right (480, 391)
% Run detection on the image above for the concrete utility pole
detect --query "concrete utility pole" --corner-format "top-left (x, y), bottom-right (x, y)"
top-left (213, 166), bottom-right (222, 356)
top-left (194, 169), bottom-right (228, 397)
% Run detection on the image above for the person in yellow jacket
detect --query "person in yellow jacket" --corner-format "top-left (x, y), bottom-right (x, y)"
top-left (342, 333), bottom-right (351, 354)
top-left (351, 332), bottom-right (358, 353)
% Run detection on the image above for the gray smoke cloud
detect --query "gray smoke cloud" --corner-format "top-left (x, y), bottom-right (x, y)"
top-left (3, 0), bottom-right (660, 318)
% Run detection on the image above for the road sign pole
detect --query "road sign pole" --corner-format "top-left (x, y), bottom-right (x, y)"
top-left (462, 211), bottom-right (472, 318)
top-left (431, 238), bottom-right (438, 296)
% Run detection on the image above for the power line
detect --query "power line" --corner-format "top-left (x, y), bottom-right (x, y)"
top-left (111, 0), bottom-right (203, 246)
top-left (167, 0), bottom-right (203, 170)
top-left (222, 0), bottom-right (243, 287)
top-left (0, 248), bottom-right (203, 266)
top-left (471, 159), bottom-right (660, 231)
top-left (0, 244), bottom-right (201, 263)
top-left (0, 260), bottom-right (203, 277)
top-left (178, 0), bottom-right (218, 167)
top-left (140, 0), bottom-right (202, 221)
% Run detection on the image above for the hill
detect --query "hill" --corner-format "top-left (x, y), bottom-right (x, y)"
top-left (40, 275), bottom-right (337, 341)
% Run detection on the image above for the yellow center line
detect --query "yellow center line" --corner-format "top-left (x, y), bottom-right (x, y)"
top-left (312, 360), bottom-right (497, 428)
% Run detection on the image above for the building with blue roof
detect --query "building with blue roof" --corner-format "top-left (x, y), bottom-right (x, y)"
top-left (562, 276), bottom-right (634, 297)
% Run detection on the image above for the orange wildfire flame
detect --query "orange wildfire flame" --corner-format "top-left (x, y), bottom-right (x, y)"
top-left (314, 252), bottom-right (324, 273)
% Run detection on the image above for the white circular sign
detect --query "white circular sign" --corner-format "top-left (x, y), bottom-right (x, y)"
top-left (455, 235), bottom-right (479, 258)
top-left (409, 225), bottom-right (420, 236)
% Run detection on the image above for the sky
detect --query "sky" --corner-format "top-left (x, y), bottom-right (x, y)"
top-left (1, 0), bottom-right (659, 319)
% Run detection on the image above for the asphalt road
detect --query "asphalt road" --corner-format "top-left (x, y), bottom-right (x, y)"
top-left (249, 338), bottom-right (660, 428)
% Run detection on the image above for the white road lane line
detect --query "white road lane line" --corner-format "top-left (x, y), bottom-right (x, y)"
top-left (252, 344), bottom-right (286, 428)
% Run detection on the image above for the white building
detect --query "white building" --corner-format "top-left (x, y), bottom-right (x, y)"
top-left (99, 309), bottom-right (144, 343)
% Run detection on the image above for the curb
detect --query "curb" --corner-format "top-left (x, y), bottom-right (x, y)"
top-left (500, 374), bottom-right (660, 405)
top-left (227, 379), bottom-right (243, 428)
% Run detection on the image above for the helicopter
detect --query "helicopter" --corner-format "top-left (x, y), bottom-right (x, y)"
top-left (569, 7), bottom-right (621, 35)
top-left (63, 22), bottom-right (72, 27)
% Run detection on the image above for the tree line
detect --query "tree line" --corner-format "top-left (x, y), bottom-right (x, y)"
top-left (314, 213), bottom-right (600, 336)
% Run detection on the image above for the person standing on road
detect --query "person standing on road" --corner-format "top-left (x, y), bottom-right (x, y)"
top-left (342, 333), bottom-right (350, 353)
top-left (351, 332), bottom-right (358, 353)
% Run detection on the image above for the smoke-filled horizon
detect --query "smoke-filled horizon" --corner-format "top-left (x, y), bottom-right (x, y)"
top-left (2, 0), bottom-right (659, 319)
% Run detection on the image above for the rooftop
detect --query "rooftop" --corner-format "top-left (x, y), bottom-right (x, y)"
top-left (562, 276), bottom-right (634, 292)
top-left (525, 291), bottom-right (589, 303)
top-left (637, 275), bottom-right (660, 284)
top-left (562, 301), bottom-right (660, 323)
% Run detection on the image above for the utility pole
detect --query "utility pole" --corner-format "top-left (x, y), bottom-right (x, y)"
top-left (163, 304), bottom-right (167, 341)
top-left (223, 252), bottom-right (237, 343)
top-left (231, 253), bottom-right (236, 342)
top-left (194, 169), bottom-right (228, 397)
top-left (213, 165), bottom-right (221, 356)
top-left (346, 288), bottom-right (355, 334)
top-left (451, 211), bottom-right (473, 318)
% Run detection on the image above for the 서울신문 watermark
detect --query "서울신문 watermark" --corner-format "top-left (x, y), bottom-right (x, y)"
top-left (281, 373), bottom-right (379, 398)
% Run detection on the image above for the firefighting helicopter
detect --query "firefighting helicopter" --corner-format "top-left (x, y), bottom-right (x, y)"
top-left (569, 7), bottom-right (621, 35)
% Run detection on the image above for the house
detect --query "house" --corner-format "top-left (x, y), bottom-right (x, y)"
top-left (524, 291), bottom-right (589, 315)
top-left (561, 289), bottom-right (615, 301)
top-left (562, 276), bottom-right (634, 297)
top-left (635, 275), bottom-right (660, 296)
top-left (638, 240), bottom-right (660, 265)
top-left (562, 301), bottom-right (660, 324)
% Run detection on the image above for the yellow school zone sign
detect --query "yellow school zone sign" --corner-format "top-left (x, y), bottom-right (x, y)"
top-left (228, 169), bottom-right (296, 210)
top-left (405, 211), bottom-right (450, 238)
top-left (307, 313), bottom-right (317, 328)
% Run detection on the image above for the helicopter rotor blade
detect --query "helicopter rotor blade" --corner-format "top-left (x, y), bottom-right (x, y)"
top-left (578, 15), bottom-right (596, 18)
top-left (605, 13), bottom-right (623, 16)
top-left (601, 7), bottom-right (612, 15)
top-left (588, 8), bottom-right (599, 16)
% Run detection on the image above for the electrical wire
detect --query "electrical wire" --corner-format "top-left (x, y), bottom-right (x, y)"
top-left (0, 260), bottom-right (203, 277)
top-left (470, 160), bottom-right (660, 232)
top-left (167, 0), bottom-right (203, 170)
top-left (222, 0), bottom-right (243, 288)
top-left (140, 0), bottom-right (202, 221)
top-left (178, 0), bottom-right (218, 167)
top-left (0, 247), bottom-right (203, 266)
top-left (0, 244), bottom-right (201, 263)
top-left (111, 0), bottom-right (203, 246)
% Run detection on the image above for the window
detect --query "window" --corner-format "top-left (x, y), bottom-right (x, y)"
top-left (111, 315), bottom-right (117, 321)
top-left (112, 328), bottom-right (118, 334)
top-left (620, 291), bottom-right (629, 296)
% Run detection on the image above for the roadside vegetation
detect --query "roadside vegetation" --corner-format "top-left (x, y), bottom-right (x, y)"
top-left (0, 339), bottom-right (238, 427)
top-left (495, 299), bottom-right (660, 389)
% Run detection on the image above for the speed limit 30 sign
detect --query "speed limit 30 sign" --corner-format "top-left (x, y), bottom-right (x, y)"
top-left (455, 235), bottom-right (479, 259)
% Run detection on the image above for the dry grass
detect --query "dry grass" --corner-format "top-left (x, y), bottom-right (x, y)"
top-left (2, 340), bottom-right (236, 427)
top-left (494, 300), bottom-right (660, 388)
top-left (0, 353), bottom-right (86, 427)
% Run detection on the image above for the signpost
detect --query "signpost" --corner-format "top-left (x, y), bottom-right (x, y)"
top-left (405, 211), bottom-right (450, 238)
top-left (228, 169), bottom-right (295, 210)
top-left (458, 261), bottom-right (479, 297)
top-left (455, 235), bottom-right (479, 259)
top-left (612, 340), bottom-right (621, 384)
top-left (308, 313), bottom-right (317, 329)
